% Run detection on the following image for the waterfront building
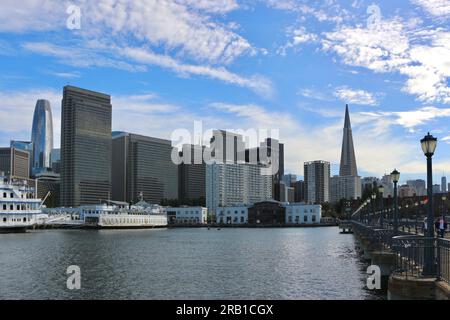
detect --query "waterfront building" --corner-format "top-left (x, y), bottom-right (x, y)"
top-left (60, 86), bottom-right (112, 207)
top-left (178, 144), bottom-right (205, 201)
top-left (285, 203), bottom-right (321, 224)
top-left (304, 160), bottom-right (330, 204)
top-left (0, 147), bottom-right (30, 179)
top-left (216, 205), bottom-right (248, 224)
top-left (206, 162), bottom-right (272, 214)
top-left (206, 131), bottom-right (273, 214)
top-left (166, 206), bottom-right (207, 225)
top-left (248, 200), bottom-right (285, 225)
top-left (112, 132), bottom-right (178, 205)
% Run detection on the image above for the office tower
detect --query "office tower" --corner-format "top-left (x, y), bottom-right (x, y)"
top-left (0, 147), bottom-right (30, 179)
top-left (282, 174), bottom-right (297, 187)
top-left (35, 171), bottom-right (60, 207)
top-left (294, 180), bottom-right (305, 203)
top-left (398, 185), bottom-right (415, 198)
top-left (210, 130), bottom-right (246, 164)
top-left (331, 105), bottom-right (361, 203)
top-left (60, 86), bottom-right (112, 207)
top-left (31, 99), bottom-right (53, 175)
top-left (304, 160), bottom-right (330, 204)
top-left (406, 179), bottom-right (426, 196)
top-left (433, 184), bottom-right (441, 194)
top-left (10, 140), bottom-right (33, 153)
top-left (246, 138), bottom-right (284, 201)
top-left (179, 144), bottom-right (205, 201)
top-left (361, 177), bottom-right (379, 192)
top-left (112, 132), bottom-right (178, 204)
top-left (339, 104), bottom-right (358, 176)
top-left (330, 175), bottom-right (361, 203)
top-left (50, 149), bottom-right (61, 174)
top-left (442, 176), bottom-right (447, 193)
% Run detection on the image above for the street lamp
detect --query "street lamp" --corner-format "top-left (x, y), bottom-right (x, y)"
top-left (378, 185), bottom-right (385, 228)
top-left (421, 132), bottom-right (437, 276)
top-left (391, 169), bottom-right (400, 233)
top-left (371, 193), bottom-right (376, 226)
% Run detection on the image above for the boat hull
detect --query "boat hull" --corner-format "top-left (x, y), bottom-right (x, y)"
top-left (0, 226), bottom-right (30, 234)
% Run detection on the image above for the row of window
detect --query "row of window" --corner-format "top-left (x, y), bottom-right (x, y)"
top-left (2, 217), bottom-right (28, 223)
top-left (1, 192), bottom-right (34, 199)
top-left (1, 204), bottom-right (38, 211)
top-left (287, 215), bottom-right (317, 222)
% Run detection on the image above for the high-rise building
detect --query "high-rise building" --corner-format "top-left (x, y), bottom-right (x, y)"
top-left (10, 140), bottom-right (33, 153)
top-left (304, 160), bottom-right (330, 204)
top-left (330, 175), bottom-right (361, 203)
top-left (433, 184), bottom-right (441, 194)
top-left (282, 174), bottom-right (297, 187)
top-left (206, 131), bottom-right (273, 214)
top-left (50, 149), bottom-right (61, 174)
top-left (0, 147), bottom-right (30, 179)
top-left (331, 105), bottom-right (361, 202)
top-left (111, 132), bottom-right (178, 204)
top-left (381, 174), bottom-right (394, 198)
top-left (294, 180), bottom-right (305, 203)
top-left (406, 179), bottom-right (426, 196)
top-left (178, 144), bottom-right (206, 201)
top-left (60, 86), bottom-right (112, 207)
top-left (361, 177), bottom-right (379, 192)
top-left (206, 162), bottom-right (272, 214)
top-left (442, 176), bottom-right (447, 193)
top-left (339, 105), bottom-right (358, 177)
top-left (31, 99), bottom-right (53, 176)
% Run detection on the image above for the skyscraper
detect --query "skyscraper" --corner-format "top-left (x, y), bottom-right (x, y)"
top-left (339, 105), bottom-right (358, 177)
top-left (179, 144), bottom-right (206, 201)
top-left (31, 99), bottom-right (54, 176)
top-left (60, 86), bottom-right (112, 207)
top-left (111, 132), bottom-right (178, 204)
top-left (331, 105), bottom-right (361, 202)
top-left (442, 176), bottom-right (447, 193)
top-left (304, 160), bottom-right (330, 204)
top-left (0, 147), bottom-right (30, 179)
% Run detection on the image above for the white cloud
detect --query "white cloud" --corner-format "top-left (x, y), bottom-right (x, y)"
top-left (412, 0), bottom-right (450, 19)
top-left (277, 26), bottom-right (318, 56)
top-left (121, 46), bottom-right (274, 97)
top-left (334, 86), bottom-right (379, 106)
top-left (322, 18), bottom-right (450, 104)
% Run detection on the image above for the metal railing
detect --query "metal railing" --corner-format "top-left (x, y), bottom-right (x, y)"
top-left (391, 235), bottom-right (435, 278)
top-left (438, 238), bottom-right (450, 284)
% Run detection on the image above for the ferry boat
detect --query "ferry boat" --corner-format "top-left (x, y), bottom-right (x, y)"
top-left (0, 176), bottom-right (47, 233)
top-left (81, 199), bottom-right (168, 229)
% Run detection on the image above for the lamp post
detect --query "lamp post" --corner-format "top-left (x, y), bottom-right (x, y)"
top-left (371, 193), bottom-right (376, 226)
top-left (421, 132), bottom-right (437, 276)
top-left (391, 169), bottom-right (400, 234)
top-left (378, 185), bottom-right (385, 228)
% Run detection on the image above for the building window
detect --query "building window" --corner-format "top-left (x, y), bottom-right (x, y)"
top-left (304, 215), bottom-right (308, 222)
top-left (312, 215), bottom-right (316, 222)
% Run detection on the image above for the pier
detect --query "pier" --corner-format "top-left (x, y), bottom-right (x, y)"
top-left (344, 204), bottom-right (450, 300)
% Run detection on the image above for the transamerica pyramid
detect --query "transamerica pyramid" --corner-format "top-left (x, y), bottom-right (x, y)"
top-left (339, 105), bottom-right (358, 177)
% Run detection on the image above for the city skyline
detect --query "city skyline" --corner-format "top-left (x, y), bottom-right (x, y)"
top-left (1, 1), bottom-right (450, 184)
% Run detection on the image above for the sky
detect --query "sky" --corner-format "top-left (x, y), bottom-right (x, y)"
top-left (0, 0), bottom-right (450, 184)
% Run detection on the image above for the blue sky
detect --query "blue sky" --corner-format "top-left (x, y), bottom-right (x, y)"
top-left (0, 0), bottom-right (450, 183)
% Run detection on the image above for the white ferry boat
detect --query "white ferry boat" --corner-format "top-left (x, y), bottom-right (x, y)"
top-left (81, 199), bottom-right (168, 229)
top-left (0, 176), bottom-right (47, 233)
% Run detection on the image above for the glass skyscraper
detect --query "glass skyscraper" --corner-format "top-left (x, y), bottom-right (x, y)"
top-left (31, 99), bottom-right (54, 175)
top-left (60, 86), bottom-right (112, 207)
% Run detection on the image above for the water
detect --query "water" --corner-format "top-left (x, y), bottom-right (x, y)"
top-left (0, 227), bottom-right (383, 300)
